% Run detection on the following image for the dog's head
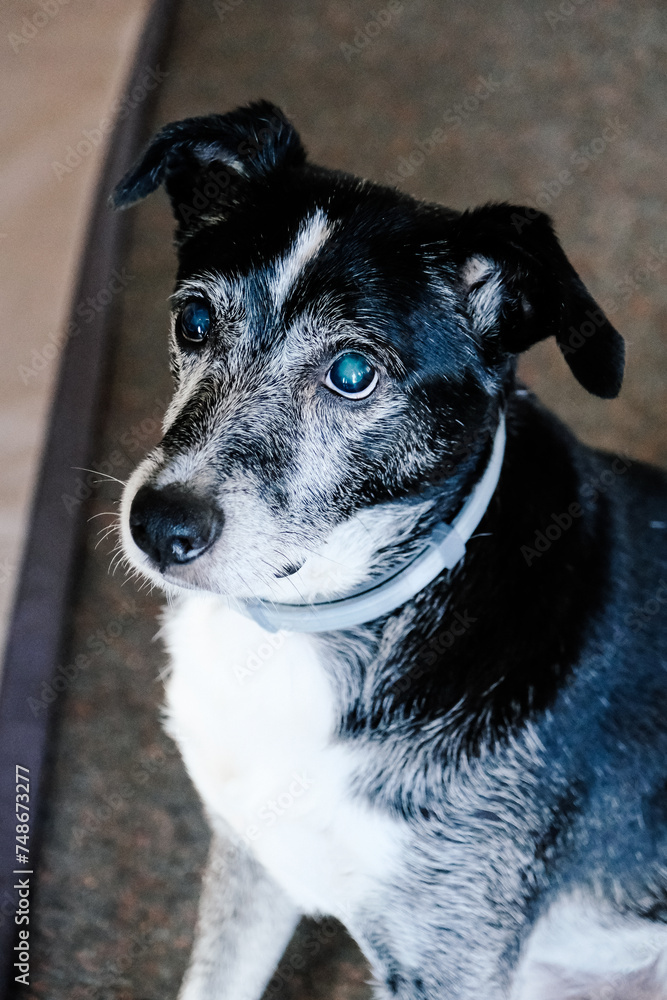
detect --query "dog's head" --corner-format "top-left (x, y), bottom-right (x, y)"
top-left (112, 101), bottom-right (624, 603)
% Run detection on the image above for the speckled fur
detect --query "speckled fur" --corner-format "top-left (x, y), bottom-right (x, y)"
top-left (113, 102), bottom-right (667, 999)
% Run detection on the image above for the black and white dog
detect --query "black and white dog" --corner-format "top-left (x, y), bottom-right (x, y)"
top-left (112, 102), bottom-right (667, 999)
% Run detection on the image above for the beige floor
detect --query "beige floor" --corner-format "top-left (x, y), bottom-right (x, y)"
top-left (0, 0), bottom-right (152, 669)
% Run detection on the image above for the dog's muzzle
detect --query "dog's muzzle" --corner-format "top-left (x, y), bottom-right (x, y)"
top-left (129, 484), bottom-right (223, 571)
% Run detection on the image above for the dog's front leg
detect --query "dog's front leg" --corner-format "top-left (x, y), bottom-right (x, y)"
top-left (179, 828), bottom-right (300, 1000)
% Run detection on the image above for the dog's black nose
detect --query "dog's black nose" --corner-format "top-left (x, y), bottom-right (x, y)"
top-left (129, 484), bottom-right (223, 570)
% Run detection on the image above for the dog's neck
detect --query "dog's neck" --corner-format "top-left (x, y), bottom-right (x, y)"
top-left (330, 396), bottom-right (614, 781)
top-left (238, 413), bottom-right (506, 633)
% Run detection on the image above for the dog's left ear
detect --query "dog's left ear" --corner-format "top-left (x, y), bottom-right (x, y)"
top-left (452, 203), bottom-right (624, 398)
top-left (110, 100), bottom-right (306, 234)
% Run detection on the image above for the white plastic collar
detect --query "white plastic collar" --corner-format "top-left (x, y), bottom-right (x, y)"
top-left (239, 413), bottom-right (506, 633)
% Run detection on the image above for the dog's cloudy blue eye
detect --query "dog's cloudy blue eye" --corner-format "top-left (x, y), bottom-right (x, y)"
top-left (179, 300), bottom-right (211, 343)
top-left (325, 352), bottom-right (378, 399)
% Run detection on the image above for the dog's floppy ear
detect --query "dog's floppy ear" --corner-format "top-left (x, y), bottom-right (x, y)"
top-left (453, 204), bottom-right (624, 398)
top-left (110, 100), bottom-right (306, 234)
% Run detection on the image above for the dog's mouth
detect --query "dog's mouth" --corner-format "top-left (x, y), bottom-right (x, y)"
top-left (121, 475), bottom-right (323, 599)
top-left (273, 560), bottom-right (305, 579)
top-left (120, 463), bottom-right (450, 610)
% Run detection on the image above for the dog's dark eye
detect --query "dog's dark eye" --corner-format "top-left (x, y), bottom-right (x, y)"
top-left (325, 352), bottom-right (378, 399)
top-left (179, 300), bottom-right (211, 344)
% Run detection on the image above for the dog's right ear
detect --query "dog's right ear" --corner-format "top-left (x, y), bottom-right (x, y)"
top-left (110, 101), bottom-right (306, 234)
top-left (452, 204), bottom-right (625, 399)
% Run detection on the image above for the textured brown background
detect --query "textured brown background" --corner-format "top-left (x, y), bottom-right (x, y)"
top-left (0, 0), bottom-right (152, 669)
top-left (22, 1), bottom-right (666, 998)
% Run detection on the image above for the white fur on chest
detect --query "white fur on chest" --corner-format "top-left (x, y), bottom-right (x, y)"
top-left (161, 594), bottom-right (403, 918)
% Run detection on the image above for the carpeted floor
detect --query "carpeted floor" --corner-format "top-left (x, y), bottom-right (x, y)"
top-left (23, 1), bottom-right (666, 997)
